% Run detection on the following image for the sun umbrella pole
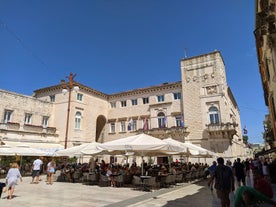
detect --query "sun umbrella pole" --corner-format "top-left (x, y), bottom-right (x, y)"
top-left (141, 155), bottom-right (144, 176)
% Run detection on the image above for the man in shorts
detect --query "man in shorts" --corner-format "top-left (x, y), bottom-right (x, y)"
top-left (208, 161), bottom-right (217, 190)
top-left (31, 157), bottom-right (43, 184)
top-left (209, 157), bottom-right (235, 207)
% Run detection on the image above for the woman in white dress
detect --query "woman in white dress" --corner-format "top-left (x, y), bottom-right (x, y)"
top-left (6, 162), bottom-right (22, 200)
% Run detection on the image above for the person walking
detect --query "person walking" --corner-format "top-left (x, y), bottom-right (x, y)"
top-left (31, 157), bottom-right (43, 184)
top-left (5, 162), bottom-right (22, 200)
top-left (208, 161), bottom-right (217, 191)
top-left (233, 158), bottom-right (246, 187)
top-left (46, 159), bottom-right (56, 185)
top-left (209, 157), bottom-right (235, 207)
top-left (244, 158), bottom-right (250, 177)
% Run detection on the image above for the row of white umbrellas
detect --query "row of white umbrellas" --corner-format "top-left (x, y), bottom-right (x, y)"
top-left (0, 134), bottom-right (217, 158)
top-left (55, 133), bottom-right (217, 158)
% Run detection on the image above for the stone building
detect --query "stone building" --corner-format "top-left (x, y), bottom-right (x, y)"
top-left (0, 51), bottom-right (246, 159)
top-left (255, 0), bottom-right (276, 151)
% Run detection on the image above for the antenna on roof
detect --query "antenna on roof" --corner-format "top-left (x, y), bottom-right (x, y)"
top-left (183, 45), bottom-right (187, 58)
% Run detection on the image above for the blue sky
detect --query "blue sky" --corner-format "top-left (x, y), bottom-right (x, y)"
top-left (0, 0), bottom-right (268, 143)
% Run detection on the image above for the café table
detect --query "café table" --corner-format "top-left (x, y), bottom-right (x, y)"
top-left (140, 175), bottom-right (152, 191)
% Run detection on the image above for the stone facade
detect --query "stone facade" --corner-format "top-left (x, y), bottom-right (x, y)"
top-left (0, 51), bottom-right (246, 159)
top-left (0, 89), bottom-right (58, 144)
top-left (255, 0), bottom-right (276, 149)
top-left (181, 52), bottom-right (244, 158)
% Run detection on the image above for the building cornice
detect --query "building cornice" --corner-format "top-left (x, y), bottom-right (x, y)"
top-left (108, 81), bottom-right (182, 99)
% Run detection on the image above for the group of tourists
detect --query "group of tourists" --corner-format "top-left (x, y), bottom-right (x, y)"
top-left (208, 156), bottom-right (276, 207)
top-left (1, 155), bottom-right (276, 205)
top-left (3, 156), bottom-right (56, 200)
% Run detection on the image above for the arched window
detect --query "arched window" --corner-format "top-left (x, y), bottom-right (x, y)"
top-left (209, 106), bottom-right (220, 124)
top-left (75, 111), bottom-right (82, 129)
top-left (157, 112), bottom-right (167, 128)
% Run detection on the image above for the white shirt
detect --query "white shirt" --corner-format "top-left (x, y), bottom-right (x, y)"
top-left (33, 159), bottom-right (43, 170)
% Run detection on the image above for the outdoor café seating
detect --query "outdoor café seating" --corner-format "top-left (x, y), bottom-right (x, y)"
top-left (99, 174), bottom-right (110, 187)
top-left (115, 174), bottom-right (124, 187)
top-left (83, 172), bottom-right (99, 185)
top-left (143, 176), bottom-right (157, 191)
top-left (132, 175), bottom-right (142, 190)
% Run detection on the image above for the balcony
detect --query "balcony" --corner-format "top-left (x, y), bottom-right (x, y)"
top-left (137, 126), bottom-right (189, 139)
top-left (206, 122), bottom-right (237, 139)
top-left (23, 124), bottom-right (43, 132)
top-left (0, 122), bottom-right (20, 131)
top-left (44, 127), bottom-right (57, 134)
top-left (0, 122), bottom-right (57, 136)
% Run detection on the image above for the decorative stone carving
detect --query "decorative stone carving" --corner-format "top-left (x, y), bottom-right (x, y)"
top-left (206, 86), bottom-right (217, 95)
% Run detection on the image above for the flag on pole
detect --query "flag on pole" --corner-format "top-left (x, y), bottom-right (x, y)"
top-left (243, 126), bottom-right (248, 134)
top-left (143, 117), bottom-right (148, 131)
top-left (128, 118), bottom-right (133, 131)
top-left (180, 114), bottom-right (184, 128)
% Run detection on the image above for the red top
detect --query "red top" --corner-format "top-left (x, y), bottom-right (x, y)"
top-left (254, 178), bottom-right (273, 199)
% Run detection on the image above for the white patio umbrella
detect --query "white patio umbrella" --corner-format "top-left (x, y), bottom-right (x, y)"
top-left (162, 138), bottom-right (190, 156)
top-left (0, 145), bottom-right (48, 156)
top-left (99, 133), bottom-right (179, 175)
top-left (99, 133), bottom-right (176, 153)
top-left (55, 142), bottom-right (103, 157)
top-left (182, 142), bottom-right (217, 158)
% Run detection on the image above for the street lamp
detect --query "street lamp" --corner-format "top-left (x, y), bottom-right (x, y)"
top-left (62, 72), bottom-right (79, 149)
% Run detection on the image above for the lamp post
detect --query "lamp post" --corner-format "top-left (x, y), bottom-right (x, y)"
top-left (62, 72), bottom-right (79, 149)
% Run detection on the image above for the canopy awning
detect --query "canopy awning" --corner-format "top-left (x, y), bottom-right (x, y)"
top-left (1, 141), bottom-right (64, 156)
top-left (255, 147), bottom-right (276, 157)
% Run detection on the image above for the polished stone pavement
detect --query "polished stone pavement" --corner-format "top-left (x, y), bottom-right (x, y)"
top-left (0, 172), bottom-right (275, 207)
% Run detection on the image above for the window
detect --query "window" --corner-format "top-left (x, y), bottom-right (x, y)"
top-left (49, 95), bottom-right (55, 102)
top-left (157, 112), bottom-right (167, 128)
top-left (121, 121), bottom-right (126, 132)
top-left (4, 110), bottom-right (12, 123)
top-left (24, 113), bottom-right (32, 124)
top-left (209, 106), bottom-right (220, 124)
top-left (143, 97), bottom-right (149, 104)
top-left (173, 92), bottom-right (182, 100)
top-left (132, 120), bottom-right (137, 131)
top-left (110, 102), bottom-right (116, 108)
top-left (42, 116), bottom-right (49, 128)
top-left (157, 95), bottom-right (165, 102)
top-left (131, 99), bottom-right (138, 106)
top-left (121, 100), bottom-right (127, 107)
top-left (77, 93), bottom-right (83, 101)
top-left (175, 115), bottom-right (184, 127)
top-left (110, 123), bottom-right (115, 133)
top-left (127, 119), bottom-right (137, 131)
top-left (75, 111), bottom-right (82, 129)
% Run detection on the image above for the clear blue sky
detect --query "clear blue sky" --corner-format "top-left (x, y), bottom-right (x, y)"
top-left (0, 0), bottom-right (268, 144)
